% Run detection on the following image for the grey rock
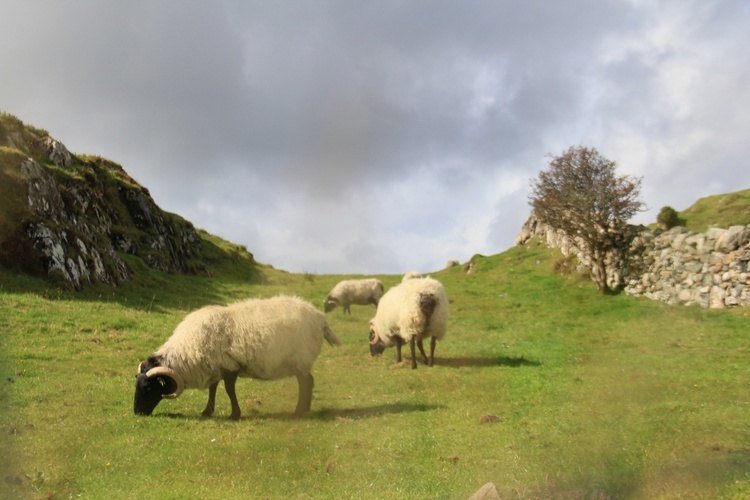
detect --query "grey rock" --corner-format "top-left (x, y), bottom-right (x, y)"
top-left (470, 482), bottom-right (502, 500)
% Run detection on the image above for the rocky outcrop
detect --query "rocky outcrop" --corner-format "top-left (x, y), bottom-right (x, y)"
top-left (0, 114), bottom-right (205, 289)
top-left (41, 136), bottom-right (72, 168)
top-left (517, 215), bottom-right (750, 308)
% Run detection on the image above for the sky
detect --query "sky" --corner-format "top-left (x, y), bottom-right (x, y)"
top-left (2, 1), bottom-right (749, 275)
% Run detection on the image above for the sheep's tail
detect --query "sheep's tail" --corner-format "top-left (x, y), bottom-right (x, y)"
top-left (323, 324), bottom-right (343, 347)
top-left (418, 293), bottom-right (438, 328)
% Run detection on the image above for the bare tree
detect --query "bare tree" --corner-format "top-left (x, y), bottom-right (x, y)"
top-left (529, 146), bottom-right (645, 294)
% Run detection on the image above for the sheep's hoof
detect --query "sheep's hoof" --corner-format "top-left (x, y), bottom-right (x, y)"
top-left (229, 412), bottom-right (241, 421)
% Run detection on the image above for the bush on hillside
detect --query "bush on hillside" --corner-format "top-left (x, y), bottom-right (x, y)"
top-left (657, 206), bottom-right (684, 230)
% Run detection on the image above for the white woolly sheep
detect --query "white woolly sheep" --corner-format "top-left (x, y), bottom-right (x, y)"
top-left (401, 271), bottom-right (422, 282)
top-left (134, 295), bottom-right (342, 420)
top-left (324, 278), bottom-right (384, 314)
top-left (368, 277), bottom-right (449, 369)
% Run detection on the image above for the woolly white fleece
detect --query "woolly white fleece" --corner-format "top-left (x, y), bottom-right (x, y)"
top-left (369, 277), bottom-right (449, 347)
top-left (154, 295), bottom-right (341, 390)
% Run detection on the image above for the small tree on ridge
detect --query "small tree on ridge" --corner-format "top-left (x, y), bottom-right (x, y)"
top-left (529, 146), bottom-right (645, 294)
top-left (657, 206), bottom-right (683, 230)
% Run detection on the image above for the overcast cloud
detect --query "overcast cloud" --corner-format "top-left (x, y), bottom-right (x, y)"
top-left (2, 0), bottom-right (749, 274)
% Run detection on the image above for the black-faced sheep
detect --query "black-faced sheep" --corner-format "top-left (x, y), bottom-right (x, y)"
top-left (134, 295), bottom-right (342, 420)
top-left (368, 277), bottom-right (449, 369)
top-left (324, 278), bottom-right (384, 314)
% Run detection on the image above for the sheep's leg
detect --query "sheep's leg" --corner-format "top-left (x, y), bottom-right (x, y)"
top-left (294, 372), bottom-right (314, 417)
top-left (202, 381), bottom-right (219, 417)
top-left (344, 305), bottom-right (350, 315)
top-left (222, 369), bottom-right (242, 421)
top-left (416, 338), bottom-right (429, 365)
top-left (429, 337), bottom-right (437, 367)
top-left (395, 337), bottom-right (403, 363)
top-left (409, 336), bottom-right (418, 369)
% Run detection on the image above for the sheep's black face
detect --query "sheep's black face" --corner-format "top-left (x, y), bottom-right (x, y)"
top-left (133, 372), bottom-right (176, 415)
top-left (369, 330), bottom-right (386, 357)
top-left (134, 373), bottom-right (163, 415)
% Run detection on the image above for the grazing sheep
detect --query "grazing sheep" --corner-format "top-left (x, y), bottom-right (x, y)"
top-left (446, 259), bottom-right (460, 268)
top-left (134, 295), bottom-right (342, 420)
top-left (401, 271), bottom-right (422, 282)
top-left (324, 278), bottom-right (384, 314)
top-left (368, 277), bottom-right (449, 369)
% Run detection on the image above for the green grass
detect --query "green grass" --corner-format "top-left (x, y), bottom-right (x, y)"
top-left (2, 240), bottom-right (749, 498)
top-left (678, 188), bottom-right (750, 232)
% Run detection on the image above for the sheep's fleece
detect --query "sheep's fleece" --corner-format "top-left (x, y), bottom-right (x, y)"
top-left (324, 278), bottom-right (384, 313)
top-left (370, 277), bottom-right (449, 347)
top-left (154, 295), bottom-right (341, 390)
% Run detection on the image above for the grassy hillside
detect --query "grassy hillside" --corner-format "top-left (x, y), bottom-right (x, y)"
top-left (2, 240), bottom-right (748, 498)
top-left (676, 188), bottom-right (750, 232)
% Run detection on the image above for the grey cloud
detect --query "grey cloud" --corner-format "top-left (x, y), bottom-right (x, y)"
top-left (2, 0), bottom-right (748, 273)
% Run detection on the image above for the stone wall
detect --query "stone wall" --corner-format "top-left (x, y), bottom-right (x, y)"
top-left (624, 225), bottom-right (749, 308)
top-left (516, 215), bottom-right (750, 309)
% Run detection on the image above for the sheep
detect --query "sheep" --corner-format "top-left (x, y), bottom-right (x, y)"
top-left (323, 278), bottom-right (384, 314)
top-left (368, 277), bottom-right (449, 369)
top-left (134, 295), bottom-right (342, 420)
top-left (401, 271), bottom-right (422, 282)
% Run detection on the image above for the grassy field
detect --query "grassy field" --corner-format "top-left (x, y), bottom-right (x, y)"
top-left (679, 188), bottom-right (750, 232)
top-left (1, 240), bottom-right (749, 498)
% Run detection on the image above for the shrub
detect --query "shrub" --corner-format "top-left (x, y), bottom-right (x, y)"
top-left (657, 206), bottom-right (683, 230)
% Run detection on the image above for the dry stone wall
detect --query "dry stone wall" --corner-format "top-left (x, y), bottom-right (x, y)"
top-left (516, 215), bottom-right (750, 309)
top-left (625, 225), bottom-right (749, 308)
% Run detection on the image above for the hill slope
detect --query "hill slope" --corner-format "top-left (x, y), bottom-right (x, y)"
top-left (0, 112), bottom-right (258, 289)
top-left (2, 240), bottom-right (749, 498)
top-left (678, 188), bottom-right (750, 231)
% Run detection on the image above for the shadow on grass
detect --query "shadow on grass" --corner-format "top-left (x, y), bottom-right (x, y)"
top-left (158, 401), bottom-right (444, 422)
top-left (312, 402), bottom-right (444, 421)
top-left (433, 355), bottom-right (541, 368)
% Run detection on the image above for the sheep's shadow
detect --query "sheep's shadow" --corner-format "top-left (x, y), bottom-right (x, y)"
top-left (433, 355), bottom-right (540, 368)
top-left (158, 401), bottom-right (443, 422)
top-left (311, 402), bottom-right (445, 421)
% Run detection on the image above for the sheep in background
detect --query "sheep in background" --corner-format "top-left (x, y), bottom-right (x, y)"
top-left (324, 278), bottom-right (384, 314)
top-left (401, 271), bottom-right (422, 282)
top-left (446, 259), bottom-right (460, 268)
top-left (134, 295), bottom-right (342, 420)
top-left (368, 277), bottom-right (449, 369)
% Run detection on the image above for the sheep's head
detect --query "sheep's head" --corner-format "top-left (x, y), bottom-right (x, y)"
top-left (368, 322), bottom-right (386, 357)
top-left (133, 357), bottom-right (185, 416)
top-left (323, 296), bottom-right (339, 313)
